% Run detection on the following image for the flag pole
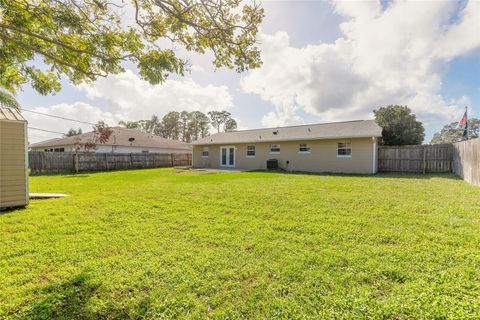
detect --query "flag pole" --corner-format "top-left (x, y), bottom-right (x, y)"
top-left (466, 106), bottom-right (469, 140)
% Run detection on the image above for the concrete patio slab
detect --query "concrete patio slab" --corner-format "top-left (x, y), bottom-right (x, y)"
top-left (29, 193), bottom-right (69, 199)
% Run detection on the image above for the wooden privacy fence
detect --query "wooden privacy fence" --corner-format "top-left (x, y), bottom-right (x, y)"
top-left (378, 144), bottom-right (453, 173)
top-left (452, 138), bottom-right (480, 186)
top-left (29, 152), bottom-right (192, 174)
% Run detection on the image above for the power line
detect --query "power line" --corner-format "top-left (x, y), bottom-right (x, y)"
top-left (20, 108), bottom-right (96, 125)
top-left (28, 134), bottom-right (62, 139)
top-left (28, 127), bottom-right (66, 135)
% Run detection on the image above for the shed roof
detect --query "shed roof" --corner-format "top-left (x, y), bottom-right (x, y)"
top-left (30, 127), bottom-right (192, 150)
top-left (0, 108), bottom-right (27, 122)
top-left (192, 120), bottom-right (382, 145)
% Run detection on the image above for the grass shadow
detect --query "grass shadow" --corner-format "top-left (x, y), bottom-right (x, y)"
top-left (25, 271), bottom-right (100, 320)
top-left (0, 205), bottom-right (27, 215)
top-left (23, 271), bottom-right (153, 320)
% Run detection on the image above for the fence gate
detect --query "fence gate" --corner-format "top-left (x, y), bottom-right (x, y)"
top-left (378, 144), bottom-right (453, 173)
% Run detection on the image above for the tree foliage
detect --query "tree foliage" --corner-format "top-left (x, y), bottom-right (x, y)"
top-left (188, 111), bottom-right (210, 141)
top-left (0, 0), bottom-right (264, 95)
top-left (64, 127), bottom-right (83, 137)
top-left (74, 121), bottom-right (112, 151)
top-left (0, 83), bottom-right (20, 110)
top-left (374, 105), bottom-right (425, 145)
top-left (208, 110), bottom-right (236, 133)
top-left (119, 110), bottom-right (213, 142)
top-left (430, 118), bottom-right (479, 144)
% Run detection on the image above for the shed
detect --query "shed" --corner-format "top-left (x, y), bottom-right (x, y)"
top-left (0, 108), bottom-right (29, 209)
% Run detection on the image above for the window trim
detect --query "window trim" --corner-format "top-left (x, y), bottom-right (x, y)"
top-left (269, 144), bottom-right (281, 154)
top-left (246, 145), bottom-right (256, 158)
top-left (201, 146), bottom-right (209, 158)
top-left (298, 143), bottom-right (311, 154)
top-left (337, 141), bottom-right (352, 158)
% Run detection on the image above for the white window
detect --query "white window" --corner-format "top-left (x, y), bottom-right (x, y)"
top-left (270, 144), bottom-right (280, 154)
top-left (337, 142), bottom-right (352, 157)
top-left (246, 145), bottom-right (256, 157)
top-left (202, 147), bottom-right (209, 157)
top-left (299, 143), bottom-right (311, 153)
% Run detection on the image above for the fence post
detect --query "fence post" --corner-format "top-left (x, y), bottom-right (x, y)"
top-left (74, 153), bottom-right (79, 173)
top-left (422, 146), bottom-right (427, 174)
top-left (130, 153), bottom-right (133, 168)
top-left (104, 153), bottom-right (108, 170)
top-left (171, 153), bottom-right (174, 167)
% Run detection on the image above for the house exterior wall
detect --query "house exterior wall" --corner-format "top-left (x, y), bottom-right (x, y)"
top-left (193, 138), bottom-right (377, 174)
top-left (30, 145), bottom-right (191, 154)
top-left (1, 120), bottom-right (28, 208)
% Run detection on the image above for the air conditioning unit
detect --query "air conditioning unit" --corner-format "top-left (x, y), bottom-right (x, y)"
top-left (267, 159), bottom-right (278, 170)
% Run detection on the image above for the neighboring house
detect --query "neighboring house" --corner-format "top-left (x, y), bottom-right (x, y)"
top-left (192, 120), bottom-right (382, 174)
top-left (30, 127), bottom-right (191, 154)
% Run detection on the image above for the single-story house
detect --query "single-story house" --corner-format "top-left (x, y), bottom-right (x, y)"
top-left (30, 127), bottom-right (191, 154)
top-left (191, 120), bottom-right (382, 174)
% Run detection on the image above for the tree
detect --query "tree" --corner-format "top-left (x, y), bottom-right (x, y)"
top-left (430, 118), bottom-right (479, 144)
top-left (144, 115), bottom-right (163, 136)
top-left (74, 121), bottom-right (112, 152)
top-left (208, 110), bottom-right (236, 133)
top-left (118, 120), bottom-right (145, 130)
top-left (188, 111), bottom-right (210, 141)
top-left (0, 1), bottom-right (263, 96)
top-left (161, 111), bottom-right (181, 140)
top-left (374, 105), bottom-right (425, 145)
top-left (65, 128), bottom-right (83, 137)
top-left (118, 116), bottom-right (163, 135)
top-left (180, 111), bottom-right (191, 142)
top-left (224, 118), bottom-right (237, 132)
top-left (0, 83), bottom-right (20, 110)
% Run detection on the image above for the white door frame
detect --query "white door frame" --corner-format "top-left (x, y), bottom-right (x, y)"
top-left (220, 146), bottom-right (236, 167)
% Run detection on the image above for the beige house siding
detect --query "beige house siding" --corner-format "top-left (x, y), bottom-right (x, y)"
top-left (193, 138), bottom-right (377, 174)
top-left (0, 120), bottom-right (29, 208)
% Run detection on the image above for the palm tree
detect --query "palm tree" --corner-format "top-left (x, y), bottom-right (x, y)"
top-left (0, 84), bottom-right (20, 110)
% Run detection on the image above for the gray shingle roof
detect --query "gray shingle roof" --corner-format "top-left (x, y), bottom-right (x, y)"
top-left (0, 108), bottom-right (26, 122)
top-left (30, 127), bottom-right (191, 150)
top-left (192, 120), bottom-right (382, 145)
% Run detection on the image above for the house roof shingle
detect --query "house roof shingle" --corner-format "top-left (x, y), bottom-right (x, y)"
top-left (192, 120), bottom-right (382, 145)
top-left (30, 127), bottom-right (191, 150)
top-left (0, 108), bottom-right (26, 122)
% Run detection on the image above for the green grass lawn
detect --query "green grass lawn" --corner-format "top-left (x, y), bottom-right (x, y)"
top-left (1, 169), bottom-right (480, 319)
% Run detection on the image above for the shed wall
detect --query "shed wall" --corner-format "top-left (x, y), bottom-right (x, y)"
top-left (0, 121), bottom-right (28, 208)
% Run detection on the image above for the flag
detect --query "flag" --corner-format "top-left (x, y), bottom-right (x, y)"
top-left (459, 111), bottom-right (468, 137)
top-left (459, 111), bottom-right (467, 126)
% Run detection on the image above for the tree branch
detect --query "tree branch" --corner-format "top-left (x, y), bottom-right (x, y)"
top-left (0, 23), bottom-right (132, 62)
top-left (0, 33), bottom-right (107, 79)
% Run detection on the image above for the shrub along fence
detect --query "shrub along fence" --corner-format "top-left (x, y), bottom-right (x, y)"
top-left (377, 144), bottom-right (453, 173)
top-left (29, 152), bottom-right (192, 174)
top-left (452, 138), bottom-right (480, 187)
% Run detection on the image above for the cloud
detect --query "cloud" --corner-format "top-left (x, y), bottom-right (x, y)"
top-left (27, 70), bottom-right (234, 143)
top-left (25, 102), bottom-right (116, 143)
top-left (241, 0), bottom-right (480, 128)
top-left (78, 69), bottom-right (233, 120)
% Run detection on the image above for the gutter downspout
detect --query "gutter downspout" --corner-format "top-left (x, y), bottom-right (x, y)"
top-left (372, 137), bottom-right (377, 174)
